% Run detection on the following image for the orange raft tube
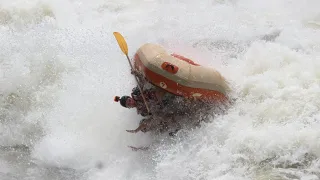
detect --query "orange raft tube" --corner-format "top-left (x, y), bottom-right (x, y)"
top-left (133, 43), bottom-right (230, 103)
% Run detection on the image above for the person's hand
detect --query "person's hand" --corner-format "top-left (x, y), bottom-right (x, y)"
top-left (169, 132), bottom-right (176, 136)
top-left (126, 129), bottom-right (138, 133)
top-left (128, 146), bottom-right (139, 151)
top-left (128, 146), bottom-right (149, 151)
top-left (169, 129), bottom-right (180, 136)
top-left (131, 69), bottom-right (138, 75)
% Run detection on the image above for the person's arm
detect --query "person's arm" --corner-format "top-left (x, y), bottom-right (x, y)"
top-left (126, 124), bottom-right (146, 133)
top-left (126, 118), bottom-right (151, 133)
top-left (131, 69), bottom-right (146, 85)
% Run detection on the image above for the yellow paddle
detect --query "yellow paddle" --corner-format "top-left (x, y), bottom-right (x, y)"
top-left (113, 32), bottom-right (151, 114)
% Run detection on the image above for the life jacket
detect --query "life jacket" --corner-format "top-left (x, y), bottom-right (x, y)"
top-left (131, 86), bottom-right (161, 116)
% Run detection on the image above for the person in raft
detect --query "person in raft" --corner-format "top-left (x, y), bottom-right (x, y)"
top-left (114, 68), bottom-right (184, 134)
top-left (114, 84), bottom-right (174, 132)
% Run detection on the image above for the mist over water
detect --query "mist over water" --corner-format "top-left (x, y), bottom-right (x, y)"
top-left (1, 0), bottom-right (320, 179)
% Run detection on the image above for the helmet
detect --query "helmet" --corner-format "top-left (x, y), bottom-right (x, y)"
top-left (114, 96), bottom-right (131, 107)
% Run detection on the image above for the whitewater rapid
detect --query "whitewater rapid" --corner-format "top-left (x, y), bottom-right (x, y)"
top-left (1, 0), bottom-right (320, 179)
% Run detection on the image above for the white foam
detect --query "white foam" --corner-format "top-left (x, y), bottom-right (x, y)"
top-left (1, 0), bottom-right (320, 179)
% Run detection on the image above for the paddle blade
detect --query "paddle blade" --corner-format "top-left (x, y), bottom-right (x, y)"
top-left (113, 32), bottom-right (128, 55)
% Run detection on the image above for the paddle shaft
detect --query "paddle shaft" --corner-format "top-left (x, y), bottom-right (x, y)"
top-left (125, 54), bottom-right (151, 114)
top-left (113, 32), bottom-right (151, 115)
